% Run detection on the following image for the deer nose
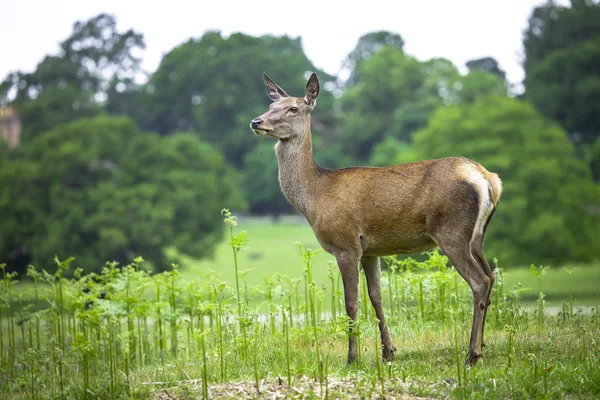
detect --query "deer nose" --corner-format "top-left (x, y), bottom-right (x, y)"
top-left (251, 118), bottom-right (263, 129)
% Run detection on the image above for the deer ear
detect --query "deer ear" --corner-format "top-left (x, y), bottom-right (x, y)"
top-left (305, 73), bottom-right (320, 109)
top-left (263, 73), bottom-right (289, 102)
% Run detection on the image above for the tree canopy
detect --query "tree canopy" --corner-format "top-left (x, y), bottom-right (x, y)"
top-left (523, 0), bottom-right (600, 144)
top-left (0, 116), bottom-right (244, 273)
top-left (143, 32), bottom-right (336, 166)
top-left (406, 95), bottom-right (600, 265)
top-left (1, 9), bottom-right (598, 271)
top-left (339, 46), bottom-right (507, 163)
top-left (0, 14), bottom-right (145, 142)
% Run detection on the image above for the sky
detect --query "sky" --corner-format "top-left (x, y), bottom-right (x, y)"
top-left (2, 0), bottom-right (568, 90)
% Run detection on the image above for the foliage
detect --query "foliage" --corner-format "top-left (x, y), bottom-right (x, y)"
top-left (406, 95), bottom-right (600, 265)
top-left (466, 56), bottom-right (506, 81)
top-left (1, 10), bottom-right (599, 271)
top-left (587, 136), bottom-right (600, 180)
top-left (0, 116), bottom-right (245, 274)
top-left (342, 30), bottom-right (405, 86)
top-left (369, 137), bottom-right (413, 167)
top-left (142, 31), bottom-right (336, 166)
top-left (523, 0), bottom-right (600, 144)
top-left (339, 46), bottom-right (437, 162)
top-left (241, 141), bottom-right (293, 216)
top-left (339, 46), bottom-right (507, 163)
top-left (0, 14), bottom-right (145, 142)
top-left (458, 70), bottom-right (507, 103)
top-left (1, 226), bottom-right (599, 399)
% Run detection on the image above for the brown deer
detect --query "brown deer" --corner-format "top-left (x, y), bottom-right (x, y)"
top-left (250, 73), bottom-right (502, 365)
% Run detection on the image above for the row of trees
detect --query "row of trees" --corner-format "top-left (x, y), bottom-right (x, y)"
top-left (1, 1), bottom-right (599, 273)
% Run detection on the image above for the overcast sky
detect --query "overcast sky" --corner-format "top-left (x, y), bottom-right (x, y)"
top-left (2, 0), bottom-right (567, 89)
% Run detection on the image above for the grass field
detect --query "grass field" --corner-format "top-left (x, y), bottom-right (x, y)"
top-left (1, 215), bottom-right (599, 399)
top-left (180, 215), bottom-right (334, 288)
top-left (181, 216), bottom-right (600, 306)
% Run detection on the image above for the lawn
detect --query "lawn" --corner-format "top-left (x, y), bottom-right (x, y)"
top-left (179, 215), bottom-right (600, 306)
top-left (179, 215), bottom-right (336, 289)
top-left (1, 244), bottom-right (599, 399)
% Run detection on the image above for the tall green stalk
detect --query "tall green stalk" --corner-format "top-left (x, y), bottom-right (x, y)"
top-left (530, 265), bottom-right (548, 327)
top-left (327, 263), bottom-right (336, 322)
top-left (386, 257), bottom-right (395, 320)
top-left (284, 308), bottom-right (291, 387)
top-left (222, 210), bottom-right (244, 325)
top-left (222, 209), bottom-right (249, 359)
top-left (306, 248), bottom-right (322, 380)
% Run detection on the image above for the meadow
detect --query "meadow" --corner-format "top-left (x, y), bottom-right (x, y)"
top-left (184, 216), bottom-right (600, 307)
top-left (0, 212), bottom-right (599, 399)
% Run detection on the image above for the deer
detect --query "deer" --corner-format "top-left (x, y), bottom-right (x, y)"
top-left (249, 73), bottom-right (502, 366)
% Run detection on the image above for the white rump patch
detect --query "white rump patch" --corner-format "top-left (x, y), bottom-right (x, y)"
top-left (460, 164), bottom-right (494, 245)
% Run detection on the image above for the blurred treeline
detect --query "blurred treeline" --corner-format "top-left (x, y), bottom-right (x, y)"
top-left (1, 1), bottom-right (599, 274)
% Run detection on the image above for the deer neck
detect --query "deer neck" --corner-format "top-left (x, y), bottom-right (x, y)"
top-left (275, 122), bottom-right (321, 218)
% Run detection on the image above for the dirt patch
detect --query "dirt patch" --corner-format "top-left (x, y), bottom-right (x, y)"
top-left (151, 376), bottom-right (435, 399)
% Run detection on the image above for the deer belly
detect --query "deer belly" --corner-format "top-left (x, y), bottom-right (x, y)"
top-left (361, 233), bottom-right (436, 256)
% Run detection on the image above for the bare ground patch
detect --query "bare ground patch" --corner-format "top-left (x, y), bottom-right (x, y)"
top-left (151, 376), bottom-right (436, 399)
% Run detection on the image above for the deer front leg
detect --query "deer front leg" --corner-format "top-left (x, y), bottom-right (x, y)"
top-left (336, 252), bottom-right (360, 364)
top-left (362, 256), bottom-right (396, 361)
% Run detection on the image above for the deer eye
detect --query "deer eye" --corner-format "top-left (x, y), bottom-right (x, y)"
top-left (289, 107), bottom-right (298, 113)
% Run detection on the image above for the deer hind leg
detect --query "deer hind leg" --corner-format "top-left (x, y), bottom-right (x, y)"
top-left (430, 177), bottom-right (492, 365)
top-left (335, 251), bottom-right (361, 364)
top-left (435, 235), bottom-right (491, 366)
top-left (471, 207), bottom-right (497, 348)
top-left (362, 255), bottom-right (396, 361)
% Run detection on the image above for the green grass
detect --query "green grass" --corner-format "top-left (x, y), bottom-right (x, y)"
top-left (502, 263), bottom-right (600, 305)
top-left (1, 215), bottom-right (599, 399)
top-left (179, 215), bottom-right (336, 289)
top-left (180, 216), bottom-right (600, 306)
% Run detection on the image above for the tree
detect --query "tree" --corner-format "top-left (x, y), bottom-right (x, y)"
top-left (144, 32), bottom-right (335, 167)
top-left (466, 57), bottom-right (506, 81)
top-left (370, 137), bottom-right (414, 167)
top-left (338, 46), bottom-right (428, 162)
top-left (241, 141), bottom-right (293, 217)
top-left (586, 137), bottom-right (600, 180)
top-left (0, 116), bottom-right (245, 273)
top-left (0, 146), bottom-right (41, 270)
top-left (523, 0), bottom-right (600, 144)
top-left (342, 31), bottom-right (405, 86)
top-left (405, 95), bottom-right (600, 265)
top-left (0, 13), bottom-right (145, 142)
top-left (339, 45), bottom-right (507, 164)
top-left (459, 70), bottom-right (507, 104)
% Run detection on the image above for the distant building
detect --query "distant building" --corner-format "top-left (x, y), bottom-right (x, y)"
top-left (0, 106), bottom-right (21, 147)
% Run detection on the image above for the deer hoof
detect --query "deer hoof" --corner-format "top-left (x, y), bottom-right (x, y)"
top-left (382, 345), bottom-right (397, 361)
top-left (347, 351), bottom-right (357, 365)
top-left (465, 351), bottom-right (481, 366)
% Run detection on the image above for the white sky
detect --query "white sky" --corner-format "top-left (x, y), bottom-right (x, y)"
top-left (2, 0), bottom-right (567, 89)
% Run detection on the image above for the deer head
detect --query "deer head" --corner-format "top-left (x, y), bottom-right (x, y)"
top-left (250, 73), bottom-right (320, 140)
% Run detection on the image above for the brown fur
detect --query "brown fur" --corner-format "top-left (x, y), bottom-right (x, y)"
top-left (251, 73), bottom-right (503, 365)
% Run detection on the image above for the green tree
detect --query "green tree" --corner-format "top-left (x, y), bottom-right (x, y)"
top-left (370, 137), bottom-right (414, 167)
top-left (144, 32), bottom-right (335, 166)
top-left (523, 0), bottom-right (600, 144)
top-left (466, 57), bottom-right (506, 81)
top-left (459, 70), bottom-right (507, 104)
top-left (0, 13), bottom-right (145, 141)
top-left (342, 31), bottom-right (405, 86)
top-left (241, 141), bottom-right (292, 217)
top-left (340, 45), bottom-right (507, 164)
top-left (406, 95), bottom-right (600, 265)
top-left (339, 46), bottom-right (427, 162)
top-left (0, 145), bottom-right (41, 270)
top-left (0, 116), bottom-right (245, 273)
top-left (586, 137), bottom-right (600, 180)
